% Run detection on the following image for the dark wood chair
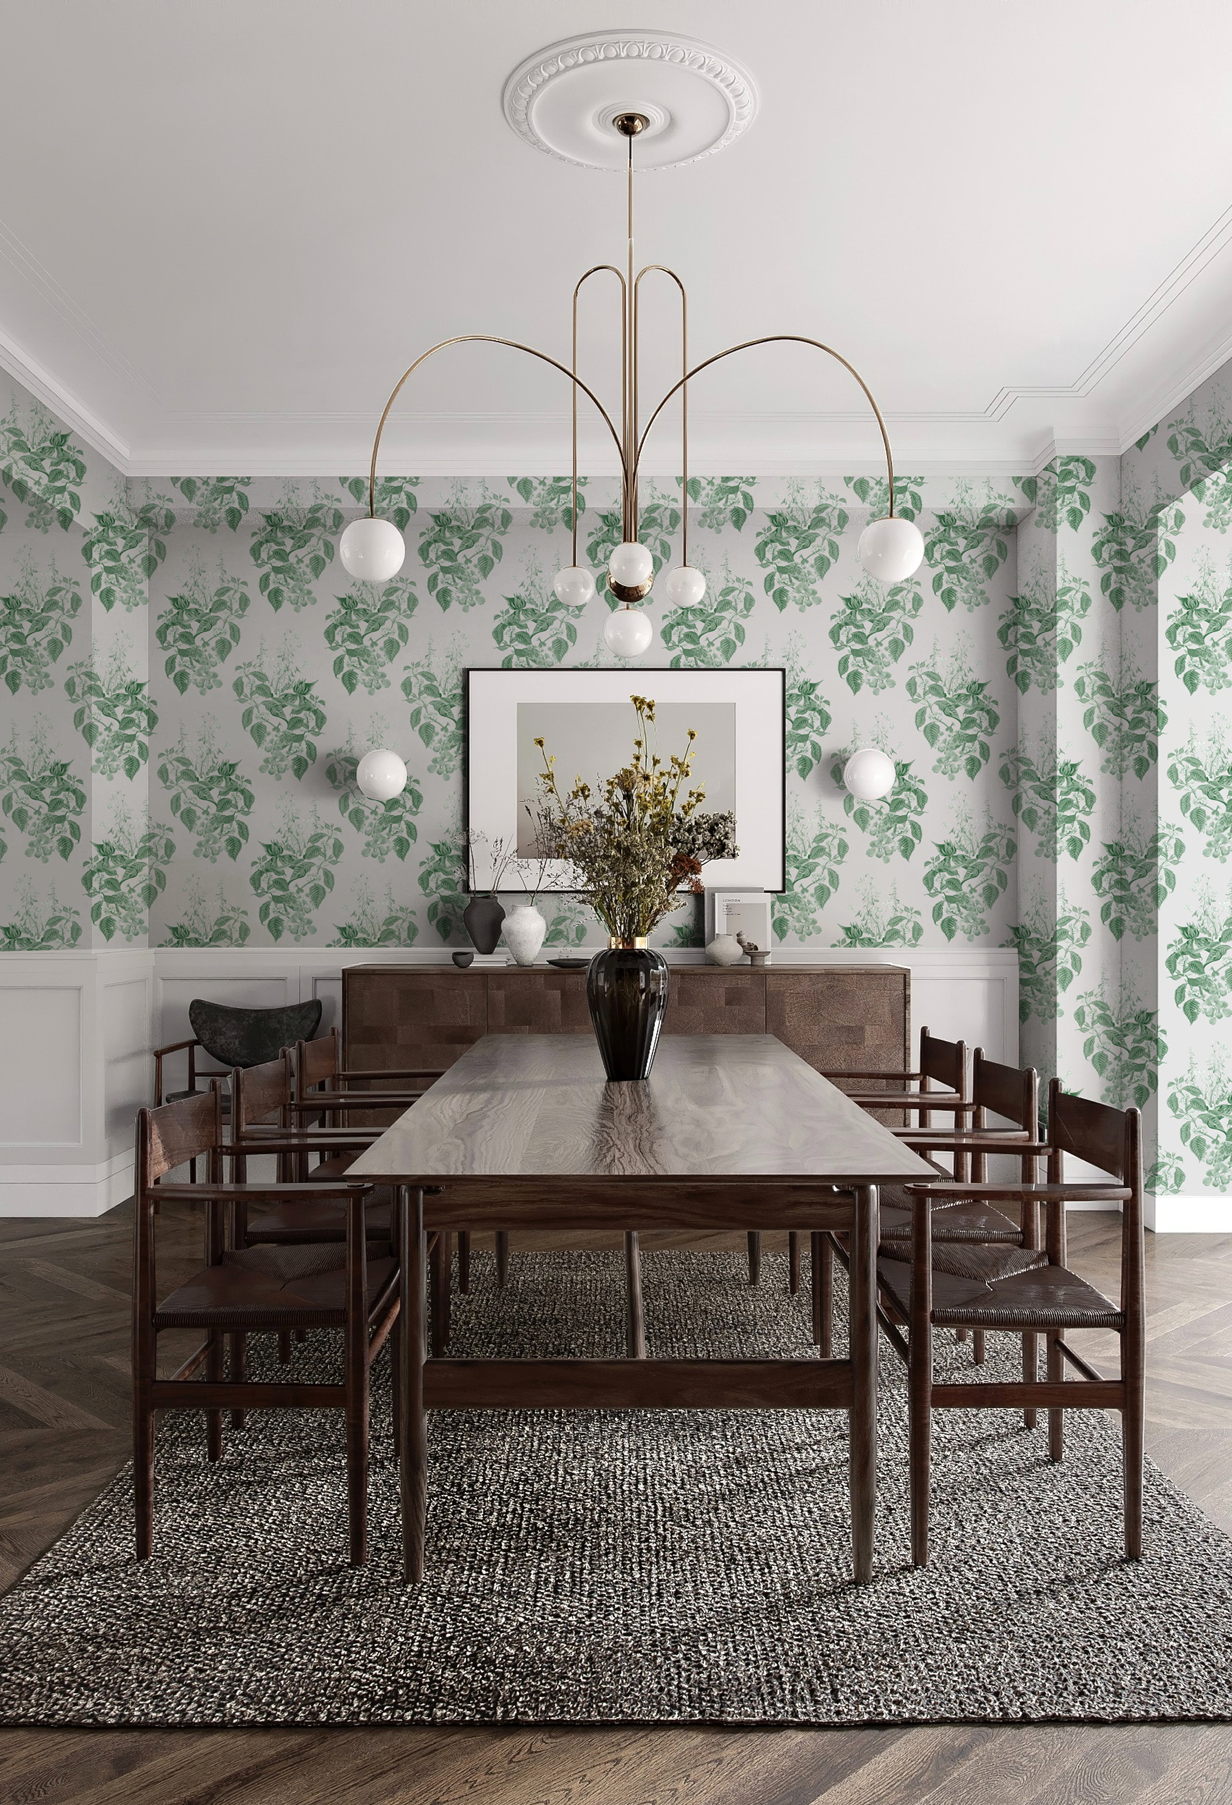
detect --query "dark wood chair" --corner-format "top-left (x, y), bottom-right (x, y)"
top-left (132, 1088), bottom-right (400, 1564)
top-left (875, 1081), bottom-right (1144, 1567)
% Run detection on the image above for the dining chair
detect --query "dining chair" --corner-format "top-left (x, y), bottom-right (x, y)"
top-left (132, 1087), bottom-right (399, 1564)
top-left (781, 1027), bottom-right (973, 1308)
top-left (876, 1081), bottom-right (1144, 1567)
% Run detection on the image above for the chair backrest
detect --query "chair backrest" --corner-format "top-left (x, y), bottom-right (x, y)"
top-left (297, 1026), bottom-right (340, 1094)
top-left (972, 1050), bottom-right (1037, 1133)
top-left (137, 1087), bottom-right (222, 1189)
top-left (188, 998), bottom-right (322, 1071)
top-left (920, 1026), bottom-right (966, 1094)
top-left (1049, 1081), bottom-right (1137, 1184)
top-left (233, 1053), bottom-right (292, 1133)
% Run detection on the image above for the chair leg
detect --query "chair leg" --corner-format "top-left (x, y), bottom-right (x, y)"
top-left (747, 1230), bottom-right (761, 1285)
top-left (294, 1327), bottom-right (307, 1343)
top-left (206, 1332), bottom-right (223, 1463)
top-left (495, 1230), bottom-right (509, 1287)
top-left (908, 1313), bottom-right (932, 1569)
top-left (625, 1230), bottom-right (646, 1359)
top-left (391, 1312), bottom-right (403, 1460)
top-left (955, 1328), bottom-right (968, 1343)
top-left (430, 1229), bottom-right (451, 1357)
top-left (1047, 1331), bottom-right (1064, 1462)
top-left (278, 1330), bottom-right (292, 1365)
top-left (973, 1329), bottom-right (986, 1366)
top-left (788, 1231), bottom-right (801, 1295)
top-left (458, 1229), bottom-right (471, 1294)
top-left (228, 1331), bottom-right (247, 1428)
top-left (1022, 1331), bottom-right (1038, 1429)
top-left (812, 1231), bottom-right (833, 1358)
top-left (401, 1187), bottom-right (428, 1584)
top-left (134, 1403), bottom-right (155, 1560)
top-left (1124, 1325), bottom-right (1146, 1561)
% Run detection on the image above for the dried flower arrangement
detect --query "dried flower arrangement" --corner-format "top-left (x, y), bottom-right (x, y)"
top-left (531, 694), bottom-right (738, 945)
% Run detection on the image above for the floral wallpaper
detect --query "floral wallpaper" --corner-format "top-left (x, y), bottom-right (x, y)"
top-left (4, 352), bottom-right (1232, 1204)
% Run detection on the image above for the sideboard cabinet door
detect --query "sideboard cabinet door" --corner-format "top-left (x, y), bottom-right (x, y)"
top-left (487, 970), bottom-right (590, 1034)
top-left (345, 969), bottom-right (487, 1073)
top-left (663, 970), bottom-right (766, 1036)
top-left (766, 969), bottom-right (908, 1075)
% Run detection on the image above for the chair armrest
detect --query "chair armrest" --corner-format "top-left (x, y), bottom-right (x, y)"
top-left (900, 1134), bottom-right (1047, 1152)
top-left (223, 1134), bottom-right (380, 1155)
top-left (822, 1069), bottom-right (920, 1083)
top-left (285, 1095), bottom-right (427, 1112)
top-left (153, 1038), bottom-right (200, 1058)
top-left (336, 1068), bottom-right (446, 1083)
top-left (846, 1093), bottom-right (968, 1108)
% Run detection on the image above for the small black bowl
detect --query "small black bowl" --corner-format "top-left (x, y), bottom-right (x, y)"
top-left (548, 957), bottom-right (589, 970)
top-left (452, 950), bottom-right (475, 969)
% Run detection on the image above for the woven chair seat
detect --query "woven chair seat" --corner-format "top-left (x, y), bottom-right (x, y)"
top-left (153, 1242), bottom-right (397, 1330)
top-left (877, 1251), bottom-right (1123, 1331)
top-left (879, 1182), bottom-right (1021, 1244)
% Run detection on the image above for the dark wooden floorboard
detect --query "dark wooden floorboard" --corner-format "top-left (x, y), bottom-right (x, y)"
top-left (0, 1205), bottom-right (1230, 1802)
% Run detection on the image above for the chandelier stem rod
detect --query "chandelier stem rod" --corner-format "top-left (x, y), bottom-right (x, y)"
top-left (364, 335), bottom-right (627, 519)
top-left (627, 126), bottom-right (637, 543)
top-left (631, 334), bottom-right (898, 517)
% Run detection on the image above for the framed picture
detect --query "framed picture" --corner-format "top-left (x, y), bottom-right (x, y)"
top-left (708, 890), bottom-right (773, 954)
top-left (465, 666), bottom-right (785, 893)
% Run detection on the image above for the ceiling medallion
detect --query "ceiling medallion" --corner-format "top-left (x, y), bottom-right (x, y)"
top-left (500, 30), bottom-right (758, 171)
top-left (341, 67), bottom-right (924, 666)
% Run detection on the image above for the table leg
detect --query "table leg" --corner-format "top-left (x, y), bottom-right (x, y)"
top-left (624, 1230), bottom-right (646, 1359)
top-left (399, 1185), bottom-right (428, 1584)
top-left (430, 1228), bottom-right (451, 1356)
top-left (850, 1184), bottom-right (879, 1584)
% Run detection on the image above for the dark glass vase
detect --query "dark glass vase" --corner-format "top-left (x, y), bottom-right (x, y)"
top-left (463, 894), bottom-right (505, 955)
top-left (586, 943), bottom-right (670, 1081)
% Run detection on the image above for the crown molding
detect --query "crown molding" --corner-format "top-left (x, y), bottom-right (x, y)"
top-left (0, 321), bottom-right (130, 472)
top-left (1116, 320), bottom-right (1232, 454)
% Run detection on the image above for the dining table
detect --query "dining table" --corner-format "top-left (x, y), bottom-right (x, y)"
top-left (345, 1030), bottom-right (937, 1584)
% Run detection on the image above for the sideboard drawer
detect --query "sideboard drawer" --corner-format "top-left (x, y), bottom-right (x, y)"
top-left (487, 970), bottom-right (590, 1034)
top-left (766, 969), bottom-right (909, 1075)
top-left (346, 969), bottom-right (486, 1072)
top-left (664, 969), bottom-right (767, 1036)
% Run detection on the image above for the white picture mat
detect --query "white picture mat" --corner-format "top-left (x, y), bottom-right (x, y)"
top-left (467, 668), bottom-right (785, 893)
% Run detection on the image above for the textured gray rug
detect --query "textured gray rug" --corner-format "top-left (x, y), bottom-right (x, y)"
top-left (2, 1248), bottom-right (1231, 1726)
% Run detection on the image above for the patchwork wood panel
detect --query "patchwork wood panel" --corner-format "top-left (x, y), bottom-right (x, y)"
top-left (663, 970), bottom-right (767, 1037)
top-left (487, 971), bottom-right (591, 1034)
top-left (344, 965), bottom-right (909, 1086)
top-left (766, 970), bottom-right (909, 1076)
top-left (344, 969), bottom-right (487, 1073)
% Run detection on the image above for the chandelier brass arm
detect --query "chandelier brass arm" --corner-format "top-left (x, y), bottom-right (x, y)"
top-left (633, 266), bottom-right (688, 559)
top-left (366, 333), bottom-right (628, 518)
top-left (572, 266), bottom-right (627, 558)
top-left (632, 334), bottom-right (899, 518)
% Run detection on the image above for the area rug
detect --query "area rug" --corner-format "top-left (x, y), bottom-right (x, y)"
top-left (2, 1248), bottom-right (1230, 1726)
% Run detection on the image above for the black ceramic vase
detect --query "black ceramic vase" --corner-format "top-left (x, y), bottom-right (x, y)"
top-left (463, 894), bottom-right (505, 955)
top-left (586, 943), bottom-right (670, 1081)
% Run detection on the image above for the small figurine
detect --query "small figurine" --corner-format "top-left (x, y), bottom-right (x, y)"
top-left (737, 931), bottom-right (769, 967)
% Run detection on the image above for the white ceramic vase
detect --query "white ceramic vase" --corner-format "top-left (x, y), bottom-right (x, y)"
top-left (706, 933), bottom-right (743, 967)
top-left (502, 903), bottom-right (547, 966)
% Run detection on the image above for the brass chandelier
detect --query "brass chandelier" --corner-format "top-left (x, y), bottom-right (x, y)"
top-left (339, 111), bottom-right (925, 661)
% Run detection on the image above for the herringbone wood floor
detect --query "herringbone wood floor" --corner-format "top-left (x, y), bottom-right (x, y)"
top-left (1, 1206), bottom-right (1231, 1805)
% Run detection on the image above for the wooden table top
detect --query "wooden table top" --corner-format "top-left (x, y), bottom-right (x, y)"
top-left (345, 1033), bottom-right (937, 1186)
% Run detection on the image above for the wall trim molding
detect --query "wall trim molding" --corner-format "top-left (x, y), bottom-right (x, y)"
top-left (1147, 1193), bottom-right (1232, 1235)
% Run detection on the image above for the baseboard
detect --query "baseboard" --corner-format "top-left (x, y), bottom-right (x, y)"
top-left (0, 1150), bottom-right (133, 1218)
top-left (1146, 1193), bottom-right (1232, 1234)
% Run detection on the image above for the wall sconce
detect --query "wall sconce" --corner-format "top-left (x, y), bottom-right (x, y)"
top-left (356, 748), bottom-right (407, 801)
top-left (842, 747), bottom-right (896, 802)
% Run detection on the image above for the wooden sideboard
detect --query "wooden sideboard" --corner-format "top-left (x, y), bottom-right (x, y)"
top-left (343, 963), bottom-right (909, 1080)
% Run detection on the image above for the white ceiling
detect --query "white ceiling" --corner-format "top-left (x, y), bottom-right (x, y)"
top-left (3, 0), bottom-right (1232, 475)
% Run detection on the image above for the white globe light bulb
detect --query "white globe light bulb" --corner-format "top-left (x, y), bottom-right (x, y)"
top-left (857, 515), bottom-right (925, 584)
top-left (663, 565), bottom-right (707, 606)
top-left (608, 541), bottom-right (654, 587)
top-left (554, 565), bottom-right (597, 606)
top-left (603, 607), bottom-right (654, 658)
top-left (356, 748), bottom-right (408, 802)
top-left (843, 747), bottom-right (897, 803)
top-left (339, 516), bottom-right (406, 583)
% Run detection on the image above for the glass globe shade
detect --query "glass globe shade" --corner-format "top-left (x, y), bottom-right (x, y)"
top-left (663, 565), bottom-right (706, 606)
top-left (356, 748), bottom-right (408, 802)
top-left (857, 515), bottom-right (925, 584)
top-left (603, 606), bottom-right (654, 658)
top-left (608, 541), bottom-right (654, 587)
top-left (339, 516), bottom-right (406, 583)
top-left (843, 747), bottom-right (897, 803)
top-left (554, 565), bottom-right (597, 606)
